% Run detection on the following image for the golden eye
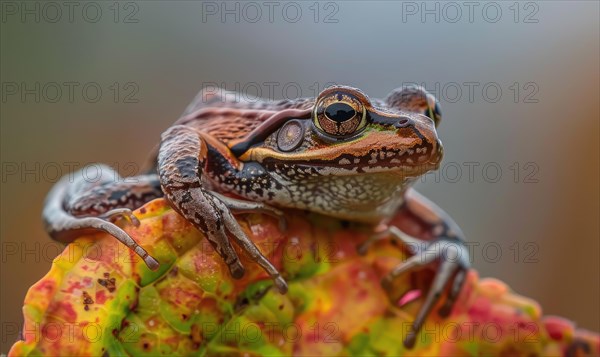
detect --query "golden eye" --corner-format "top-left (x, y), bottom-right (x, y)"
top-left (313, 93), bottom-right (366, 137)
top-left (423, 93), bottom-right (442, 126)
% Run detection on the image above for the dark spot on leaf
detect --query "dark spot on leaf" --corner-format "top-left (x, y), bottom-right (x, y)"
top-left (82, 291), bottom-right (94, 310)
top-left (98, 273), bottom-right (116, 293)
top-left (234, 286), bottom-right (272, 312)
top-left (234, 296), bottom-right (250, 311)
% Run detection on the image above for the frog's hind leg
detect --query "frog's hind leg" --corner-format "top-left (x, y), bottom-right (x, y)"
top-left (43, 165), bottom-right (163, 270)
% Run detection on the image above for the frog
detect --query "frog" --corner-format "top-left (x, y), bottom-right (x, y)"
top-left (42, 84), bottom-right (470, 349)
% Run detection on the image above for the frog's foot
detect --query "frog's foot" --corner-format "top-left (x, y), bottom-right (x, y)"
top-left (215, 196), bottom-right (288, 294)
top-left (95, 209), bottom-right (159, 268)
top-left (207, 191), bottom-right (288, 293)
top-left (211, 192), bottom-right (287, 231)
top-left (167, 187), bottom-right (288, 294)
top-left (54, 214), bottom-right (159, 271)
top-left (381, 227), bottom-right (470, 349)
top-left (98, 208), bottom-right (141, 227)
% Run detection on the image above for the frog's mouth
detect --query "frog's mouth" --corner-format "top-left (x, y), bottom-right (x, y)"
top-left (332, 144), bottom-right (441, 174)
top-left (261, 142), bottom-right (442, 177)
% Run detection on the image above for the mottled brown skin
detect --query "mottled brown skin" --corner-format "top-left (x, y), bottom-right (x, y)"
top-left (42, 85), bottom-right (468, 349)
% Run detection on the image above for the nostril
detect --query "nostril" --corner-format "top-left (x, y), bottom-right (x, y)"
top-left (394, 117), bottom-right (412, 128)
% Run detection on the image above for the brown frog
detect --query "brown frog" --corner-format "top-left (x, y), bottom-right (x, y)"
top-left (43, 85), bottom-right (470, 348)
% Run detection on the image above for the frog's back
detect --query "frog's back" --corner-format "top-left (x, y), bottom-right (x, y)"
top-left (175, 88), bottom-right (314, 146)
top-left (142, 88), bottom-right (313, 172)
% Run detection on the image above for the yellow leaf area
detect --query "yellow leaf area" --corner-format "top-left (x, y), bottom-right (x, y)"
top-left (9, 198), bottom-right (599, 356)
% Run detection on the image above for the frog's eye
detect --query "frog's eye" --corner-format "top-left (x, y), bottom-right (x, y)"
top-left (385, 86), bottom-right (442, 127)
top-left (313, 94), bottom-right (367, 137)
top-left (423, 94), bottom-right (442, 126)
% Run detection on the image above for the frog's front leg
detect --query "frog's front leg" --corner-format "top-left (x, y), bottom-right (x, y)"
top-left (43, 165), bottom-right (163, 270)
top-left (158, 125), bottom-right (288, 294)
top-left (363, 189), bottom-right (470, 349)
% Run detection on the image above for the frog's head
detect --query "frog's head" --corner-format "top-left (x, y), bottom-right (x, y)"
top-left (243, 85), bottom-right (443, 180)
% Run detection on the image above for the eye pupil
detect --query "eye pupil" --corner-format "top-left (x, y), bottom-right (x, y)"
top-left (324, 103), bottom-right (356, 123)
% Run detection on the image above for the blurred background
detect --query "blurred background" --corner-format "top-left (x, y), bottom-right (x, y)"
top-left (1, 1), bottom-right (598, 352)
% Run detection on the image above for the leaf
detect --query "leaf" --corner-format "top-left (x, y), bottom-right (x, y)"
top-left (9, 199), bottom-right (599, 356)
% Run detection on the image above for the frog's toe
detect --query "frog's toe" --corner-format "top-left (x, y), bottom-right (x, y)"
top-left (359, 225), bottom-right (423, 256)
top-left (218, 201), bottom-right (287, 293)
top-left (438, 268), bottom-right (467, 317)
top-left (229, 261), bottom-right (246, 279)
top-left (54, 215), bottom-right (158, 271)
top-left (249, 204), bottom-right (288, 232)
top-left (381, 252), bottom-right (434, 291)
top-left (99, 208), bottom-right (140, 227)
top-left (357, 230), bottom-right (387, 256)
top-left (401, 254), bottom-right (466, 349)
top-left (356, 242), bottom-right (370, 256)
top-left (274, 276), bottom-right (289, 294)
top-left (142, 255), bottom-right (160, 271)
top-left (256, 204), bottom-right (287, 231)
